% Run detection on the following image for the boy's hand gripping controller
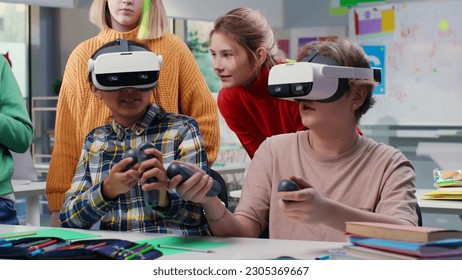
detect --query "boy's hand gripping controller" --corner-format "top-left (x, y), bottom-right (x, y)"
top-left (122, 142), bottom-right (160, 208)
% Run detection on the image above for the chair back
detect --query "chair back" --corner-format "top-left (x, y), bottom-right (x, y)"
top-left (416, 203), bottom-right (423, 226)
top-left (209, 169), bottom-right (228, 209)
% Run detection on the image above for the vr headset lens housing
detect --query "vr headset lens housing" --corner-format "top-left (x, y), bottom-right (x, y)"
top-left (268, 59), bottom-right (381, 103)
top-left (88, 42), bottom-right (163, 91)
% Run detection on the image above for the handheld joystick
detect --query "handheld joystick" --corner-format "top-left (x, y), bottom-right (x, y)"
top-left (122, 142), bottom-right (159, 207)
top-left (277, 179), bottom-right (301, 192)
top-left (166, 163), bottom-right (221, 196)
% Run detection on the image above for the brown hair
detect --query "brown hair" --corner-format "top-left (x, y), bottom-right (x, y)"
top-left (210, 7), bottom-right (282, 71)
top-left (89, 0), bottom-right (168, 40)
top-left (297, 38), bottom-right (377, 122)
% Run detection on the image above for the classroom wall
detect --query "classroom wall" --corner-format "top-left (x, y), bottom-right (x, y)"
top-left (283, 0), bottom-right (427, 28)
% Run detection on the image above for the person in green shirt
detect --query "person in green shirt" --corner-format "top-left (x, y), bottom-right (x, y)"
top-left (0, 56), bottom-right (33, 224)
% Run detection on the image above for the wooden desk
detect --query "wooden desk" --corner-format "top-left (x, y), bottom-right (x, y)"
top-left (0, 224), bottom-right (344, 260)
top-left (12, 180), bottom-right (46, 226)
top-left (416, 189), bottom-right (462, 215)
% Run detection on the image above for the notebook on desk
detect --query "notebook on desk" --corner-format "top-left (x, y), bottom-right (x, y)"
top-left (11, 148), bottom-right (39, 182)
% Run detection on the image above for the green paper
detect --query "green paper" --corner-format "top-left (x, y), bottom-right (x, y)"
top-left (139, 236), bottom-right (230, 255)
top-left (1, 228), bottom-right (100, 241)
top-left (340, 0), bottom-right (384, 7)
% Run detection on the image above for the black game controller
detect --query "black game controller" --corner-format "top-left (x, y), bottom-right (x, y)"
top-left (166, 163), bottom-right (221, 196)
top-left (277, 179), bottom-right (301, 192)
top-left (122, 142), bottom-right (159, 208)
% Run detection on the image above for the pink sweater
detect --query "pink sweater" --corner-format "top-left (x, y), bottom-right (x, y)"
top-left (235, 131), bottom-right (418, 241)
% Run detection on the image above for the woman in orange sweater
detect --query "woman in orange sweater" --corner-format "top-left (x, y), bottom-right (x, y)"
top-left (46, 0), bottom-right (220, 227)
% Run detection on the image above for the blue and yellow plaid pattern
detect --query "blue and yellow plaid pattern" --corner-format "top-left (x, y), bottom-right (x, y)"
top-left (60, 105), bottom-right (210, 235)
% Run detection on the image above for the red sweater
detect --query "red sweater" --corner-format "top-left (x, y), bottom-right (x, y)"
top-left (217, 67), bottom-right (306, 158)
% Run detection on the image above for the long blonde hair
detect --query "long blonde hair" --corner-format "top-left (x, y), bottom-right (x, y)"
top-left (89, 0), bottom-right (168, 39)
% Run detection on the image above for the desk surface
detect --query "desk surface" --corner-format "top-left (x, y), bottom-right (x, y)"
top-left (232, 189), bottom-right (462, 216)
top-left (12, 180), bottom-right (46, 197)
top-left (0, 224), bottom-right (344, 260)
top-left (12, 180), bottom-right (47, 226)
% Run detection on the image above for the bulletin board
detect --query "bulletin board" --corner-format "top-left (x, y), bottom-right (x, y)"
top-left (349, 1), bottom-right (462, 126)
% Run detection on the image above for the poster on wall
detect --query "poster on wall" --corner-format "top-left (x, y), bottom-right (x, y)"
top-left (289, 26), bottom-right (347, 59)
top-left (361, 45), bottom-right (385, 95)
top-left (277, 39), bottom-right (290, 59)
top-left (297, 36), bottom-right (338, 53)
top-left (330, 0), bottom-right (386, 16)
top-left (352, 3), bottom-right (395, 35)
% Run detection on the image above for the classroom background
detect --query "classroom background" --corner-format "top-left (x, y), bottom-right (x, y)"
top-left (2, 0), bottom-right (462, 230)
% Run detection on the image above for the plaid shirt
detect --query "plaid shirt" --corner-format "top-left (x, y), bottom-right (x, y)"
top-left (60, 104), bottom-right (210, 235)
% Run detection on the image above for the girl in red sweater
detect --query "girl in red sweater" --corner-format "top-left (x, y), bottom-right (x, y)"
top-left (209, 7), bottom-right (307, 159)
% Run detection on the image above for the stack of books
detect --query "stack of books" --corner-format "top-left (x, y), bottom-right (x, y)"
top-left (329, 222), bottom-right (462, 260)
top-left (422, 169), bottom-right (462, 200)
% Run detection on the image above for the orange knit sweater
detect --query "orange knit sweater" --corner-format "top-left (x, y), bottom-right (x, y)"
top-left (46, 27), bottom-right (220, 212)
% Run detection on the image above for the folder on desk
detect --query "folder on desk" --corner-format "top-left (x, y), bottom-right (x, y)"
top-left (422, 190), bottom-right (462, 200)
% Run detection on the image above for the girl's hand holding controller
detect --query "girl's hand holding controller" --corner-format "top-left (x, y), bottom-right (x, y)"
top-left (278, 177), bottom-right (329, 224)
top-left (278, 179), bottom-right (301, 192)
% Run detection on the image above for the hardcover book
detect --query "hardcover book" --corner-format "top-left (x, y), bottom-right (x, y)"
top-left (345, 222), bottom-right (462, 243)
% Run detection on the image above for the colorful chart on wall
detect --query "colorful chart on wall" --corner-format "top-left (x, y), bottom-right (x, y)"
top-left (349, 1), bottom-right (462, 126)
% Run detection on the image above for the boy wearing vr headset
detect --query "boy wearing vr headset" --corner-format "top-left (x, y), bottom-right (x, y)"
top-left (172, 38), bottom-right (419, 241)
top-left (59, 40), bottom-right (210, 235)
top-left (47, 0), bottom-right (220, 228)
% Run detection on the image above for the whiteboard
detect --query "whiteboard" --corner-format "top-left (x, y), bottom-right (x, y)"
top-left (349, 1), bottom-right (462, 126)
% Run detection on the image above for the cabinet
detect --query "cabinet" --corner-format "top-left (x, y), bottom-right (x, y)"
top-left (31, 96), bottom-right (58, 178)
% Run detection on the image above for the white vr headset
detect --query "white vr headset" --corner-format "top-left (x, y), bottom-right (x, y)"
top-left (268, 54), bottom-right (381, 102)
top-left (88, 39), bottom-right (163, 91)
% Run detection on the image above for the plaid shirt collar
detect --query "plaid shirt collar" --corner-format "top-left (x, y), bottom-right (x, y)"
top-left (110, 104), bottom-right (165, 137)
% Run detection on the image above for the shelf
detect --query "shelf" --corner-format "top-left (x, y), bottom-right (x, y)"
top-left (31, 96), bottom-right (58, 175)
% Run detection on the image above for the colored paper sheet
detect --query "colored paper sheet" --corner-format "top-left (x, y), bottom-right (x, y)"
top-left (298, 37), bottom-right (317, 48)
top-left (360, 18), bottom-right (382, 34)
top-left (140, 236), bottom-right (230, 256)
top-left (319, 36), bottom-right (338, 42)
top-left (330, 0), bottom-right (348, 16)
top-left (340, 0), bottom-right (384, 7)
top-left (381, 9), bottom-right (395, 32)
top-left (1, 228), bottom-right (100, 241)
top-left (354, 7), bottom-right (395, 35)
top-left (277, 39), bottom-right (290, 58)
